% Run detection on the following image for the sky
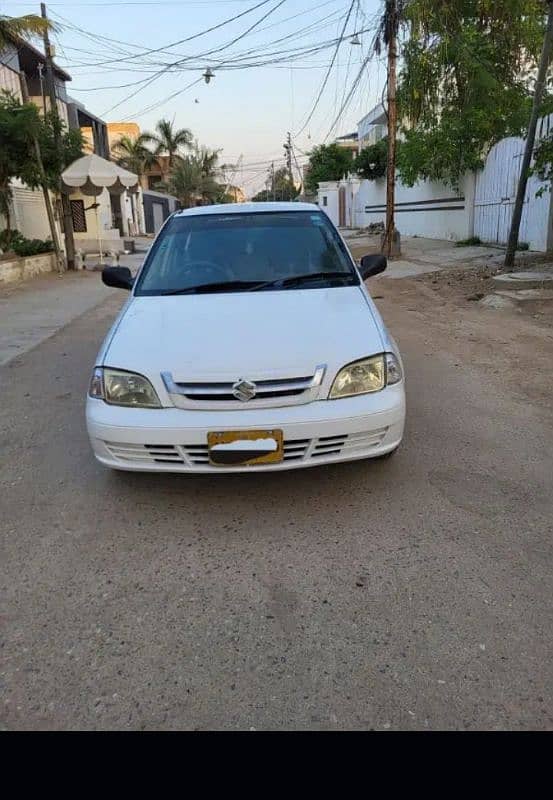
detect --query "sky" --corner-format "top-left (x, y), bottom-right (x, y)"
top-left (4, 0), bottom-right (385, 194)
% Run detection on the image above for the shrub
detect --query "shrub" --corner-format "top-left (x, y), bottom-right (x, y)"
top-left (0, 229), bottom-right (53, 256)
top-left (355, 139), bottom-right (387, 180)
top-left (455, 236), bottom-right (482, 247)
top-left (12, 237), bottom-right (54, 256)
top-left (0, 228), bottom-right (25, 252)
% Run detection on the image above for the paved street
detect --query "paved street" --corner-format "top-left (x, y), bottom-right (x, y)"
top-left (1, 274), bottom-right (552, 730)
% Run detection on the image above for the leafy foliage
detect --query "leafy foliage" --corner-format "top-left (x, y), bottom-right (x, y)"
top-left (396, 0), bottom-right (547, 186)
top-left (304, 144), bottom-right (354, 192)
top-left (112, 133), bottom-right (158, 176)
top-left (0, 13), bottom-right (56, 49)
top-left (355, 138), bottom-right (388, 180)
top-left (0, 93), bottom-right (83, 248)
top-left (532, 129), bottom-right (553, 188)
top-left (166, 145), bottom-right (224, 207)
top-left (0, 228), bottom-right (53, 256)
top-left (251, 166), bottom-right (299, 201)
top-left (152, 118), bottom-right (193, 169)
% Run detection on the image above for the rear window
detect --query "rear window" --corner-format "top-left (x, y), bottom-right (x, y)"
top-left (134, 210), bottom-right (357, 295)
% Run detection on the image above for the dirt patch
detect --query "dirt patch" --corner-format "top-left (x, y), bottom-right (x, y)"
top-left (373, 275), bottom-right (553, 416)
top-left (414, 259), bottom-right (553, 328)
top-left (417, 262), bottom-right (499, 304)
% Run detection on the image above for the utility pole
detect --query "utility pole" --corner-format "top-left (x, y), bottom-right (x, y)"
top-left (505, 1), bottom-right (553, 268)
top-left (381, 0), bottom-right (400, 258)
top-left (19, 72), bottom-right (64, 274)
top-left (284, 131), bottom-right (293, 184)
top-left (41, 2), bottom-right (76, 270)
top-left (270, 161), bottom-right (276, 201)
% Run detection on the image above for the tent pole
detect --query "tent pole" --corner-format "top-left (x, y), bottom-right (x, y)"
top-left (95, 203), bottom-right (103, 265)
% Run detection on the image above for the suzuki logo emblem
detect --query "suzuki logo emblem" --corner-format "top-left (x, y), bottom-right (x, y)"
top-left (232, 378), bottom-right (257, 402)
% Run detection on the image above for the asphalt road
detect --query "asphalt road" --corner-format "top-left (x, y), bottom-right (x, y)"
top-left (1, 283), bottom-right (552, 730)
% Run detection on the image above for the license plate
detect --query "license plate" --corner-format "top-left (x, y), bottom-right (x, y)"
top-left (207, 429), bottom-right (284, 466)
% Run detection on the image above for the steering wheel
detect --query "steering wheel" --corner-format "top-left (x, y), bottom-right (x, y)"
top-left (184, 259), bottom-right (233, 283)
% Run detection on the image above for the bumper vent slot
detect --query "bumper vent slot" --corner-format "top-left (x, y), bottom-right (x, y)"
top-left (102, 428), bottom-right (389, 469)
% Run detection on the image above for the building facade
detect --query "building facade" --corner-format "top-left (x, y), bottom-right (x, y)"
top-left (0, 36), bottom-right (146, 255)
top-left (317, 103), bottom-right (553, 251)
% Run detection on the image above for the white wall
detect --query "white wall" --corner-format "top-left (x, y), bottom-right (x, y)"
top-left (354, 174), bottom-right (476, 241)
top-left (8, 182), bottom-right (62, 243)
top-left (2, 183), bottom-right (131, 255)
top-left (318, 181), bottom-right (340, 226)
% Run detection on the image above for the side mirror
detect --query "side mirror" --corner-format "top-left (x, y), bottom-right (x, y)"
top-left (102, 266), bottom-right (134, 290)
top-left (359, 254), bottom-right (387, 280)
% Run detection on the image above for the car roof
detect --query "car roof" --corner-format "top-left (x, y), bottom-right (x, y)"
top-left (172, 202), bottom-right (321, 218)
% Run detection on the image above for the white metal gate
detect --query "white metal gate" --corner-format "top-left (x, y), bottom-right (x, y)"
top-left (474, 137), bottom-right (525, 245)
top-left (152, 202), bottom-right (165, 234)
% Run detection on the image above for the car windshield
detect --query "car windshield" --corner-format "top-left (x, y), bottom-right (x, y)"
top-left (134, 210), bottom-right (358, 296)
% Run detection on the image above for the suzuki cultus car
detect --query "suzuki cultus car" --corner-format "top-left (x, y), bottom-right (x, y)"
top-left (86, 203), bottom-right (405, 472)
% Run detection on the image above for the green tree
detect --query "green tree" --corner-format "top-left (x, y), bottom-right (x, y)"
top-left (396, 0), bottom-right (547, 186)
top-left (0, 13), bottom-right (54, 48)
top-left (152, 118), bottom-right (193, 171)
top-left (0, 93), bottom-right (83, 250)
top-left (0, 93), bottom-right (35, 247)
top-left (166, 145), bottom-right (223, 207)
top-left (112, 133), bottom-right (157, 177)
top-left (252, 166), bottom-right (299, 201)
top-left (28, 112), bottom-right (84, 190)
top-left (304, 144), bottom-right (354, 193)
top-left (355, 138), bottom-right (388, 180)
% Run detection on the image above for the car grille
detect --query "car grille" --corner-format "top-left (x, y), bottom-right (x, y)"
top-left (161, 366), bottom-right (326, 409)
top-left (103, 428), bottom-right (389, 468)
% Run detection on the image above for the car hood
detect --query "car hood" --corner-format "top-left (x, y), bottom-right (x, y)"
top-left (104, 286), bottom-right (384, 388)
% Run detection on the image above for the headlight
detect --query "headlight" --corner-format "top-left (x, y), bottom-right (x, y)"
top-left (88, 367), bottom-right (161, 408)
top-left (329, 353), bottom-right (402, 399)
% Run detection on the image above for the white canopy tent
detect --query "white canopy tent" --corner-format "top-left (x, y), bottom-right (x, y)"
top-left (61, 154), bottom-right (139, 262)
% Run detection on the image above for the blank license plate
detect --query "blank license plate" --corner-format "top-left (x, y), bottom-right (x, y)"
top-left (207, 430), bottom-right (283, 466)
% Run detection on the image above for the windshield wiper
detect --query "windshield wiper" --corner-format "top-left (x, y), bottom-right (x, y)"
top-left (248, 271), bottom-right (356, 291)
top-left (161, 280), bottom-right (271, 295)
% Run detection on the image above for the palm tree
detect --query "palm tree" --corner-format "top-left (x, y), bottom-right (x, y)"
top-left (152, 118), bottom-right (193, 180)
top-left (112, 133), bottom-right (157, 179)
top-left (0, 14), bottom-right (54, 49)
top-left (167, 145), bottom-right (222, 208)
top-left (166, 158), bottom-right (202, 209)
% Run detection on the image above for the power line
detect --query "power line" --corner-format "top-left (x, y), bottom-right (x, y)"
top-left (51, 0), bottom-right (343, 68)
top-left (60, 0), bottom-right (277, 68)
top-left (323, 50), bottom-right (373, 142)
top-left (293, 0), bottom-right (356, 137)
top-left (124, 77), bottom-right (203, 118)
top-left (98, 0), bottom-right (288, 115)
top-left (57, 4), bottom-right (345, 75)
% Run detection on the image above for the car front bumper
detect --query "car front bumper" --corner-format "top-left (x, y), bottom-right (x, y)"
top-left (86, 383), bottom-right (405, 473)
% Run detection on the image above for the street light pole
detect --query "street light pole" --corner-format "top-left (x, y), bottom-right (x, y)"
top-left (41, 2), bottom-right (76, 270)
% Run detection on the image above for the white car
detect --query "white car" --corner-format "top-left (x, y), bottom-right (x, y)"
top-left (86, 203), bottom-right (405, 472)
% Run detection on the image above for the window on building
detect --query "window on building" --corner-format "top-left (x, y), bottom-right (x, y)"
top-left (322, 196), bottom-right (328, 207)
top-left (71, 200), bottom-right (87, 233)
